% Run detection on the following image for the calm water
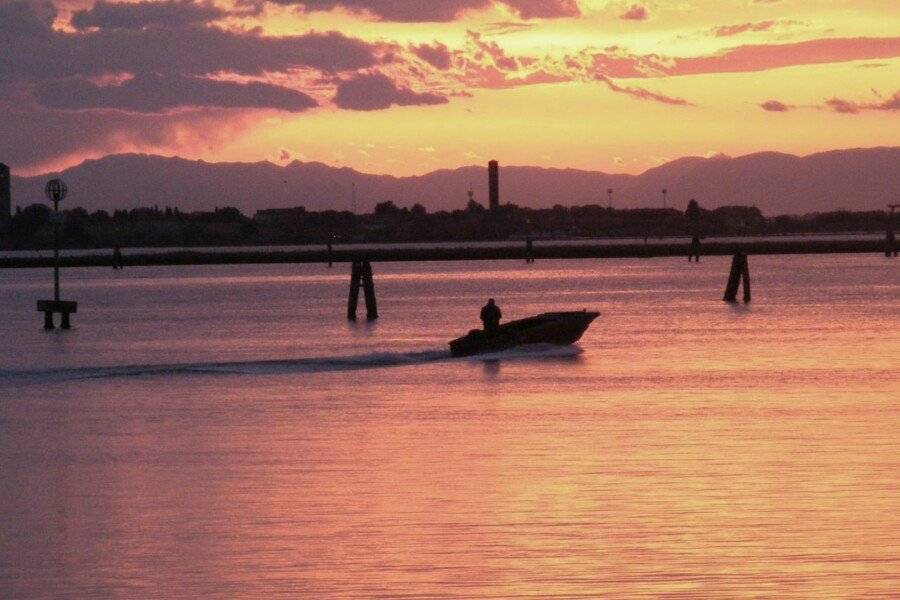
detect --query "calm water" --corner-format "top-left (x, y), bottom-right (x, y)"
top-left (1, 255), bottom-right (898, 598)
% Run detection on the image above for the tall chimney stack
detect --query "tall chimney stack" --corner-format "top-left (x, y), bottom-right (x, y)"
top-left (488, 160), bottom-right (499, 211)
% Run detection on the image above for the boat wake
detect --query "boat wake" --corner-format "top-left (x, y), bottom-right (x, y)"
top-left (471, 343), bottom-right (584, 361)
top-left (2, 344), bottom-right (584, 384)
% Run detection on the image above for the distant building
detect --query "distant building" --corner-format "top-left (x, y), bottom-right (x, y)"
top-left (488, 160), bottom-right (499, 211)
top-left (0, 163), bottom-right (9, 223)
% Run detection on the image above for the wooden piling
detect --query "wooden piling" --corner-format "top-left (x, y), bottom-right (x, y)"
top-left (723, 252), bottom-right (750, 303)
top-left (887, 205), bottom-right (898, 257)
top-left (689, 235), bottom-right (702, 262)
top-left (347, 261), bottom-right (361, 320)
top-left (348, 261), bottom-right (378, 320)
top-left (362, 261), bottom-right (378, 320)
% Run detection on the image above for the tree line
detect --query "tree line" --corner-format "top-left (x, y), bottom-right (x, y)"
top-left (0, 199), bottom-right (891, 250)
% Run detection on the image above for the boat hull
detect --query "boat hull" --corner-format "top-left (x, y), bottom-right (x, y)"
top-left (449, 311), bottom-right (599, 358)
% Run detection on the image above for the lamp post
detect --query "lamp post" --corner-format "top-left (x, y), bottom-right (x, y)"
top-left (37, 179), bottom-right (77, 329)
top-left (606, 188), bottom-right (613, 211)
top-left (45, 179), bottom-right (67, 301)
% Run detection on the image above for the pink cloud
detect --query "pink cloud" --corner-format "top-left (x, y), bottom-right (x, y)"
top-left (760, 100), bottom-right (791, 112)
top-left (825, 91), bottom-right (900, 114)
top-left (667, 37), bottom-right (900, 77)
top-left (712, 21), bottom-right (777, 37)
top-left (620, 5), bottom-right (647, 21)
top-left (503, 0), bottom-right (580, 19)
top-left (596, 76), bottom-right (693, 106)
top-left (825, 98), bottom-right (859, 114)
top-left (411, 42), bottom-right (453, 70)
top-left (466, 30), bottom-right (519, 71)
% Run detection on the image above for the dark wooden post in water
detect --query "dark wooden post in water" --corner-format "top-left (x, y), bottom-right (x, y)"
top-left (887, 205), bottom-right (898, 257)
top-left (347, 261), bottom-right (378, 320)
top-left (37, 179), bottom-right (78, 329)
top-left (686, 198), bottom-right (702, 262)
top-left (347, 262), bottom-right (361, 319)
top-left (327, 234), bottom-right (335, 267)
top-left (723, 251), bottom-right (751, 303)
top-left (361, 261), bottom-right (378, 319)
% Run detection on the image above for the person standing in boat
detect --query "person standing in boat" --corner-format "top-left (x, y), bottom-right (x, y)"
top-left (481, 298), bottom-right (502, 335)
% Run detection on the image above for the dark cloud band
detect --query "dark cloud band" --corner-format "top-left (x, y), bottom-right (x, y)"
top-left (71, 0), bottom-right (227, 30)
top-left (34, 74), bottom-right (318, 113)
top-left (268, 0), bottom-right (579, 22)
top-left (334, 72), bottom-right (447, 110)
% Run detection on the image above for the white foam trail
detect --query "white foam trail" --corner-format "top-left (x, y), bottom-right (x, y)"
top-left (1, 344), bottom-right (585, 384)
top-left (1, 349), bottom-right (452, 383)
top-left (466, 343), bottom-right (584, 362)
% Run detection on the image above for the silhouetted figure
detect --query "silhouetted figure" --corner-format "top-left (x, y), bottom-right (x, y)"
top-left (886, 226), bottom-right (896, 257)
top-left (112, 246), bottom-right (123, 270)
top-left (525, 236), bottom-right (534, 263)
top-left (480, 298), bottom-right (502, 335)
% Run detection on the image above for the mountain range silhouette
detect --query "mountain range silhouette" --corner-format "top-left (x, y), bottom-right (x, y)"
top-left (11, 147), bottom-right (899, 215)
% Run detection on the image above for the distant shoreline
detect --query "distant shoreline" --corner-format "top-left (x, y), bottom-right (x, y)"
top-left (0, 238), bottom-right (887, 269)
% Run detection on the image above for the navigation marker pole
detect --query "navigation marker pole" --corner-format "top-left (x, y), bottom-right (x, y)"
top-left (37, 179), bottom-right (78, 329)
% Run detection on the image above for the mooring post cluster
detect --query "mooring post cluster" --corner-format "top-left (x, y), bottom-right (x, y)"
top-left (347, 260), bottom-right (378, 321)
top-left (723, 251), bottom-right (751, 303)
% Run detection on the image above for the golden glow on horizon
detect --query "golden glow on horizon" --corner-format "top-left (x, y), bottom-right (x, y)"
top-left (207, 59), bottom-right (900, 176)
top-left (17, 0), bottom-right (900, 176)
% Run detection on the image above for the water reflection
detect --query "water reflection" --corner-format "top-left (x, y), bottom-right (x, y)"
top-left (482, 358), bottom-right (501, 377)
top-left (1, 255), bottom-right (897, 598)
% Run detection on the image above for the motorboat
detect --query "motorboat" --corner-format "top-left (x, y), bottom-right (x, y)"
top-left (449, 310), bottom-right (599, 358)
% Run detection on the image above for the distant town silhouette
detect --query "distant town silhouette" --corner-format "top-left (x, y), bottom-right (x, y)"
top-left (1, 198), bottom-right (890, 250)
top-left (3, 150), bottom-right (896, 250)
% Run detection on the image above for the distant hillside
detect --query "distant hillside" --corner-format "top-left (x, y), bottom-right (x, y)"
top-left (10, 147), bottom-right (900, 215)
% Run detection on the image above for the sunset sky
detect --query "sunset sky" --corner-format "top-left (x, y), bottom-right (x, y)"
top-left (1, 0), bottom-right (898, 176)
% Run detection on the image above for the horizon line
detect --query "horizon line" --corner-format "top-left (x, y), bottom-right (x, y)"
top-left (10, 145), bottom-right (898, 180)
